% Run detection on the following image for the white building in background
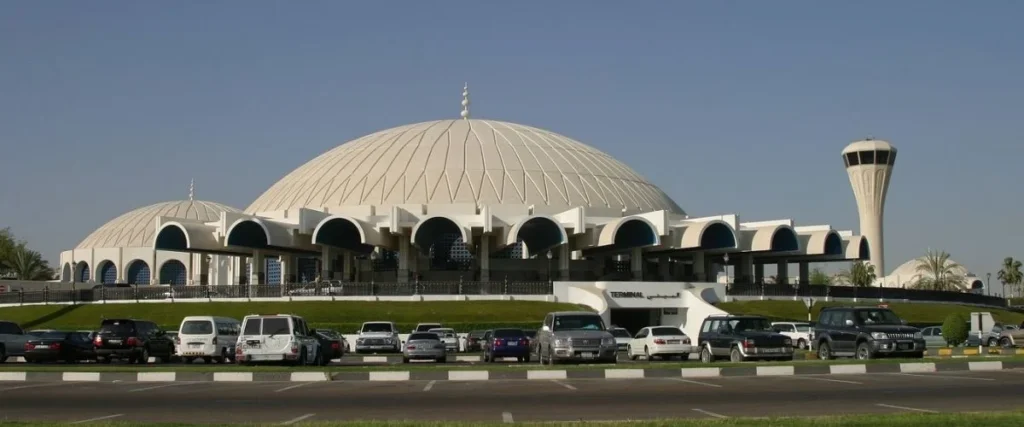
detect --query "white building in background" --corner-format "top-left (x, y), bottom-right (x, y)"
top-left (58, 86), bottom-right (871, 287)
top-left (842, 138), bottom-right (896, 277)
top-left (876, 257), bottom-right (984, 291)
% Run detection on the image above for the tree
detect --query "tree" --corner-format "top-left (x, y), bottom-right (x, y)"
top-left (941, 313), bottom-right (968, 347)
top-left (997, 257), bottom-right (1023, 298)
top-left (836, 261), bottom-right (876, 287)
top-left (809, 268), bottom-right (832, 285)
top-left (913, 249), bottom-right (967, 291)
top-left (4, 243), bottom-right (53, 280)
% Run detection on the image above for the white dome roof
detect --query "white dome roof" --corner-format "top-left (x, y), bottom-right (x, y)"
top-left (77, 200), bottom-right (240, 249)
top-left (842, 138), bottom-right (896, 155)
top-left (246, 119), bottom-right (683, 215)
top-left (882, 256), bottom-right (975, 289)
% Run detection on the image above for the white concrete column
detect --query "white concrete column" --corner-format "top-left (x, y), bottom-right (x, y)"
top-left (193, 254), bottom-right (210, 285)
top-left (693, 252), bottom-right (706, 282)
top-left (630, 247), bottom-right (643, 280)
top-left (479, 234), bottom-right (491, 282)
top-left (398, 235), bottom-right (410, 283)
top-left (342, 250), bottom-right (353, 281)
top-left (798, 262), bottom-right (810, 285)
top-left (151, 251), bottom-right (158, 285)
top-left (282, 255), bottom-right (297, 284)
top-left (754, 263), bottom-right (765, 283)
top-left (116, 248), bottom-right (125, 282)
top-left (320, 246), bottom-right (332, 281)
top-left (559, 244), bottom-right (570, 280)
top-left (251, 250), bottom-right (265, 285)
top-left (776, 261), bottom-right (789, 284)
top-left (658, 255), bottom-right (670, 281)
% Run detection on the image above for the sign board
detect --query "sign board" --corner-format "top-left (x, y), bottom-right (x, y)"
top-left (601, 283), bottom-right (687, 309)
top-left (802, 297), bottom-right (814, 310)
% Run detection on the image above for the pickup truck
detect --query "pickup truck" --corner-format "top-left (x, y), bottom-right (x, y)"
top-left (0, 320), bottom-right (30, 362)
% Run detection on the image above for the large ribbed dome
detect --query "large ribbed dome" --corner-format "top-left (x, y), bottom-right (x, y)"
top-left (246, 119), bottom-right (683, 215)
top-left (77, 200), bottom-right (240, 249)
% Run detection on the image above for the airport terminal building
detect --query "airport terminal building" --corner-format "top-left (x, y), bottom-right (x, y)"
top-left (58, 89), bottom-right (871, 292)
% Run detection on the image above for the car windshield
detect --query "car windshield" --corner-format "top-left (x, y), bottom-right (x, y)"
top-left (856, 310), bottom-right (902, 325)
top-left (493, 329), bottom-right (525, 338)
top-left (553, 315), bottom-right (605, 331)
top-left (362, 323), bottom-right (393, 333)
top-left (429, 329), bottom-right (455, 338)
top-left (38, 331), bottom-right (70, 340)
top-left (651, 327), bottom-right (684, 336)
top-left (794, 324), bottom-right (811, 332)
top-left (728, 318), bottom-right (773, 332)
top-left (99, 321), bottom-right (135, 335)
top-left (408, 333), bottom-right (439, 341)
top-left (315, 330), bottom-right (340, 339)
top-left (468, 331), bottom-right (485, 338)
top-left (181, 321), bottom-right (214, 335)
top-left (610, 329), bottom-right (631, 338)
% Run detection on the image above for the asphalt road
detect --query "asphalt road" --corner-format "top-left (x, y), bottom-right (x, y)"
top-left (3, 370), bottom-right (1024, 423)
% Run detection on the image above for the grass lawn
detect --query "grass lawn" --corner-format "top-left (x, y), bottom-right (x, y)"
top-left (3, 412), bottom-right (1023, 426)
top-left (1, 355), bottom-right (1019, 373)
top-left (719, 300), bottom-right (1024, 325)
top-left (0, 300), bottom-right (589, 332)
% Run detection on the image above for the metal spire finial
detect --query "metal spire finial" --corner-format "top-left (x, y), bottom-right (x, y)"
top-left (189, 178), bottom-right (195, 201)
top-left (460, 83), bottom-right (470, 120)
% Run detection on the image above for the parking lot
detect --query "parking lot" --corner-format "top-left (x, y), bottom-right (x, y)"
top-left (4, 369), bottom-right (1024, 423)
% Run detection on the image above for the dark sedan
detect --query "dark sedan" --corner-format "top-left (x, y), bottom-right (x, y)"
top-left (465, 330), bottom-right (486, 352)
top-left (313, 329), bottom-right (345, 361)
top-left (24, 331), bottom-right (96, 363)
top-left (483, 328), bottom-right (531, 362)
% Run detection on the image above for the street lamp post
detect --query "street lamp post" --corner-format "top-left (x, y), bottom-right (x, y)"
top-left (722, 253), bottom-right (730, 291)
top-left (986, 272), bottom-right (991, 297)
top-left (546, 250), bottom-right (553, 283)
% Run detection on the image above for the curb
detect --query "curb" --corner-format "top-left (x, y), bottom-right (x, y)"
top-left (927, 348), bottom-right (1024, 357)
top-left (1, 360), bottom-right (1020, 383)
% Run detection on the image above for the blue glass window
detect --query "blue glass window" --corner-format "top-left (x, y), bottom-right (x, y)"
top-left (297, 258), bottom-right (317, 282)
top-left (100, 262), bottom-right (117, 284)
top-left (78, 264), bottom-right (90, 282)
top-left (159, 260), bottom-right (187, 285)
top-left (127, 261), bottom-right (150, 285)
top-left (266, 258), bottom-right (281, 285)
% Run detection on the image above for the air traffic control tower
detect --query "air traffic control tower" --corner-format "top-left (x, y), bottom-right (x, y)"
top-left (842, 138), bottom-right (896, 277)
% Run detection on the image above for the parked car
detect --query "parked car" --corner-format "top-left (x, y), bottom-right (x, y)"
top-left (402, 332), bottom-right (446, 363)
top-left (236, 314), bottom-right (324, 365)
top-left (626, 326), bottom-right (692, 361)
top-left (535, 311), bottom-right (617, 364)
top-left (355, 321), bottom-right (401, 354)
top-left (813, 306), bottom-right (924, 360)
top-left (0, 320), bottom-right (30, 362)
top-left (24, 331), bottom-right (96, 363)
top-left (93, 319), bottom-right (175, 364)
top-left (175, 316), bottom-right (240, 364)
top-left (522, 329), bottom-right (538, 354)
top-left (697, 315), bottom-right (793, 363)
top-left (483, 328), bottom-right (531, 362)
top-left (920, 326), bottom-right (947, 348)
top-left (413, 323), bottom-right (442, 333)
top-left (313, 328), bottom-right (345, 360)
top-left (771, 322), bottom-right (812, 350)
top-left (465, 330), bottom-right (486, 352)
top-left (608, 327), bottom-right (632, 352)
top-left (966, 323), bottom-right (1007, 347)
top-left (428, 328), bottom-right (459, 352)
top-left (998, 326), bottom-right (1024, 348)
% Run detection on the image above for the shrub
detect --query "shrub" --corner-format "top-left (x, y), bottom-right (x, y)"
top-left (941, 313), bottom-right (968, 346)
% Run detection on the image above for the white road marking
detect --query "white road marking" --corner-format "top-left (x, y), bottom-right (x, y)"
top-left (692, 408), bottom-right (729, 419)
top-left (893, 373), bottom-right (995, 381)
top-left (671, 378), bottom-right (723, 388)
top-left (129, 383), bottom-right (190, 392)
top-left (550, 380), bottom-right (576, 390)
top-left (280, 413), bottom-right (316, 425)
top-left (0, 383), bottom-right (65, 392)
top-left (275, 382), bottom-right (314, 393)
top-left (423, 380), bottom-right (436, 391)
top-left (790, 375), bottom-right (863, 385)
top-left (876, 403), bottom-right (938, 413)
top-left (502, 412), bottom-right (514, 423)
top-left (71, 414), bottom-right (124, 424)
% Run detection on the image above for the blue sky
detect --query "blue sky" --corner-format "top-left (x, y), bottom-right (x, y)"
top-left (1, 1), bottom-right (1021, 278)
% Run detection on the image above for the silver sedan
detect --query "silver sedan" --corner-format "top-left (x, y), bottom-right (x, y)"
top-left (402, 332), bottom-right (447, 363)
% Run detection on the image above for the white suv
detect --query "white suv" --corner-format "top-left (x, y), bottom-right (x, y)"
top-left (235, 314), bottom-right (323, 365)
top-left (355, 321), bottom-right (401, 353)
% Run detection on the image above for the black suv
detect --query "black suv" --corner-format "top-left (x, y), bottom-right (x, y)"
top-left (93, 319), bottom-right (175, 364)
top-left (813, 307), bottom-right (925, 360)
top-left (697, 315), bottom-right (794, 363)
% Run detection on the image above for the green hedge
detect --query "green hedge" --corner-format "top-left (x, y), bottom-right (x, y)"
top-left (718, 300), bottom-right (1024, 326)
top-left (0, 301), bottom-right (590, 332)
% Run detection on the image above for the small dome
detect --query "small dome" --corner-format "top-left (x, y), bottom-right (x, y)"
top-left (77, 200), bottom-right (240, 249)
top-left (884, 256), bottom-right (972, 288)
top-left (842, 138), bottom-right (896, 155)
top-left (246, 119), bottom-right (684, 215)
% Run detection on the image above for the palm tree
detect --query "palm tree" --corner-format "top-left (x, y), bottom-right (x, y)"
top-left (997, 257), bottom-right (1023, 298)
top-left (913, 249), bottom-right (967, 291)
top-left (837, 261), bottom-right (876, 287)
top-left (4, 243), bottom-right (53, 281)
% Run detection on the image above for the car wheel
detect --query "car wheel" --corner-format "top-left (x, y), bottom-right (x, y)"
top-left (523, 354), bottom-right (531, 363)
top-left (817, 342), bottom-right (833, 360)
top-left (138, 348), bottom-right (150, 365)
top-left (203, 356), bottom-right (213, 364)
top-left (0, 345), bottom-right (6, 363)
top-left (988, 338), bottom-right (998, 347)
top-left (680, 353), bottom-right (690, 361)
top-left (645, 346), bottom-right (653, 361)
top-left (855, 342), bottom-right (872, 360)
top-left (627, 345), bottom-right (638, 361)
top-left (699, 346), bottom-right (713, 363)
top-left (797, 339), bottom-right (807, 350)
top-left (729, 347), bottom-right (744, 363)
top-left (1001, 338), bottom-right (1013, 348)
top-left (298, 349), bottom-right (307, 366)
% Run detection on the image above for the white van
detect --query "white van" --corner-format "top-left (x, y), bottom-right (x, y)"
top-left (175, 316), bottom-right (241, 363)
top-left (235, 314), bottom-right (323, 365)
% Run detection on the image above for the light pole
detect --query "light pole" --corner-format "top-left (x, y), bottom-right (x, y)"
top-left (722, 253), bottom-right (730, 289)
top-left (546, 250), bottom-right (553, 284)
top-left (986, 272), bottom-right (991, 297)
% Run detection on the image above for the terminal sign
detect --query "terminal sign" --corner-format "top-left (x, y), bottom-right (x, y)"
top-left (609, 291), bottom-right (644, 299)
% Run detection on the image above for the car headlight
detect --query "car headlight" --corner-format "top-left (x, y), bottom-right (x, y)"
top-left (356, 338), bottom-right (364, 344)
top-left (384, 338), bottom-right (393, 344)
top-left (914, 332), bottom-right (923, 339)
top-left (602, 337), bottom-right (615, 346)
top-left (783, 338), bottom-right (792, 346)
top-left (554, 338), bottom-right (570, 347)
top-left (871, 332), bottom-right (889, 340)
